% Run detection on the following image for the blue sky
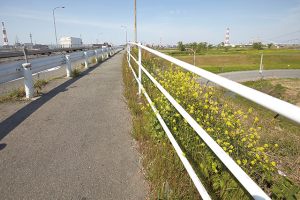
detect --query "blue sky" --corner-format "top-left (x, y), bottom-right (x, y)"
top-left (1, 0), bottom-right (300, 45)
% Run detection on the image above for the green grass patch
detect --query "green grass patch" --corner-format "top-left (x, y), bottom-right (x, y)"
top-left (160, 48), bottom-right (300, 73)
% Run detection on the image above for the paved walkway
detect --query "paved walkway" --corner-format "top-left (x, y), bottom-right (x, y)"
top-left (0, 52), bottom-right (147, 199)
top-left (218, 69), bottom-right (300, 82)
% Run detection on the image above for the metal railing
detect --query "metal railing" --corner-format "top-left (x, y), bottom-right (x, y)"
top-left (126, 42), bottom-right (300, 199)
top-left (0, 46), bottom-right (123, 98)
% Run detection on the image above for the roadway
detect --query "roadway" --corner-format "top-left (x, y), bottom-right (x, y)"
top-left (0, 51), bottom-right (147, 199)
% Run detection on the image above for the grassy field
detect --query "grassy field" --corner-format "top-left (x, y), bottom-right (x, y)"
top-left (160, 48), bottom-right (300, 73)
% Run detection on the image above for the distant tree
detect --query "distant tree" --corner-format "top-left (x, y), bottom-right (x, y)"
top-left (253, 42), bottom-right (263, 50)
top-left (190, 42), bottom-right (197, 52)
top-left (267, 43), bottom-right (273, 49)
top-left (177, 41), bottom-right (185, 51)
top-left (196, 42), bottom-right (207, 52)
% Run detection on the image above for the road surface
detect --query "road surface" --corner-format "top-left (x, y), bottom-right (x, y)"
top-left (218, 69), bottom-right (300, 82)
top-left (0, 51), bottom-right (147, 199)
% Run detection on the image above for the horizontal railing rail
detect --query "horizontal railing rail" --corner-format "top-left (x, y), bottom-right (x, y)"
top-left (125, 42), bottom-right (300, 199)
top-left (129, 42), bottom-right (300, 124)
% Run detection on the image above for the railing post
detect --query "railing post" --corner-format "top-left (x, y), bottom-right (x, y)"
top-left (101, 49), bottom-right (104, 61)
top-left (65, 55), bottom-right (72, 77)
top-left (128, 44), bottom-right (131, 63)
top-left (94, 50), bottom-right (98, 63)
top-left (138, 43), bottom-right (142, 95)
top-left (84, 51), bottom-right (88, 69)
top-left (22, 63), bottom-right (34, 99)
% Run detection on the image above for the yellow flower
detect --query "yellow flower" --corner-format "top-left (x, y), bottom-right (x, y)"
top-left (237, 160), bottom-right (241, 165)
top-left (271, 161), bottom-right (276, 167)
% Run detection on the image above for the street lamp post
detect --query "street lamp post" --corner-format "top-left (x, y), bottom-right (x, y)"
top-left (134, 0), bottom-right (137, 42)
top-left (121, 25), bottom-right (127, 44)
top-left (53, 6), bottom-right (65, 47)
top-left (186, 48), bottom-right (196, 66)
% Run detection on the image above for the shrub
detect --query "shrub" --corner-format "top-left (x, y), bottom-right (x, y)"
top-left (34, 79), bottom-right (48, 94)
top-left (71, 68), bottom-right (81, 77)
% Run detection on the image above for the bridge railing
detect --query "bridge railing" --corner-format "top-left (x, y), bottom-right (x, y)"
top-left (126, 42), bottom-right (300, 200)
top-left (0, 46), bottom-right (123, 98)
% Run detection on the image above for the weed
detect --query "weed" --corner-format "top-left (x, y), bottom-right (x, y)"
top-left (34, 79), bottom-right (48, 94)
top-left (0, 87), bottom-right (26, 103)
top-left (91, 57), bottom-right (97, 64)
top-left (71, 68), bottom-right (81, 77)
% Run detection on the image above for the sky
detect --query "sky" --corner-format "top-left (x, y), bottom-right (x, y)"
top-left (0, 0), bottom-right (300, 46)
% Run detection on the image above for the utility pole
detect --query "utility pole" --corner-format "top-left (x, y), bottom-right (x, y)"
top-left (52, 6), bottom-right (65, 46)
top-left (134, 0), bottom-right (137, 43)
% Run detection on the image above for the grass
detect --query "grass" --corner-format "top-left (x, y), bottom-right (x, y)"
top-left (161, 48), bottom-right (300, 73)
top-left (0, 87), bottom-right (26, 103)
top-left (122, 55), bottom-right (200, 199)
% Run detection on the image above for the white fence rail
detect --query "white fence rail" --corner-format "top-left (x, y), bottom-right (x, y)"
top-left (127, 42), bottom-right (300, 199)
top-left (0, 46), bottom-right (123, 98)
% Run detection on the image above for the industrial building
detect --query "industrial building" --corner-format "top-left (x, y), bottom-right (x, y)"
top-left (59, 37), bottom-right (82, 48)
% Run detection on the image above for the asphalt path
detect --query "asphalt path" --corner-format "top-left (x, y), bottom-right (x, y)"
top-left (0, 51), bottom-right (147, 199)
top-left (216, 69), bottom-right (300, 82)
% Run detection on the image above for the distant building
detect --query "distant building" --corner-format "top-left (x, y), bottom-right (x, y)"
top-left (59, 37), bottom-right (82, 48)
top-left (23, 43), bottom-right (34, 49)
top-left (32, 44), bottom-right (49, 50)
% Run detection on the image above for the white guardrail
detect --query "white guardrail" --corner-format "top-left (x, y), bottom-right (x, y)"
top-left (127, 42), bottom-right (300, 200)
top-left (0, 46), bottom-right (123, 98)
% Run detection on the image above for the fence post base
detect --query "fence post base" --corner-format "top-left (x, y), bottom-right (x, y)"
top-left (94, 50), bottom-right (98, 63)
top-left (22, 63), bottom-right (34, 99)
top-left (66, 55), bottom-right (72, 77)
top-left (84, 52), bottom-right (89, 69)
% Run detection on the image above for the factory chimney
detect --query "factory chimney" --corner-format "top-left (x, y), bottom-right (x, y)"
top-left (224, 27), bottom-right (230, 47)
top-left (2, 22), bottom-right (9, 46)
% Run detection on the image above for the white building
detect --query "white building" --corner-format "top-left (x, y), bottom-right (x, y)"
top-left (59, 37), bottom-right (82, 48)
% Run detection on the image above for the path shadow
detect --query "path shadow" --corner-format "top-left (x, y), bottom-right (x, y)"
top-left (0, 51), bottom-right (122, 141)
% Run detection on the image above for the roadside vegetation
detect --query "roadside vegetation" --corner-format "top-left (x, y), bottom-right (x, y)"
top-left (123, 49), bottom-right (300, 199)
top-left (0, 78), bottom-right (50, 103)
top-left (160, 42), bottom-right (300, 73)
